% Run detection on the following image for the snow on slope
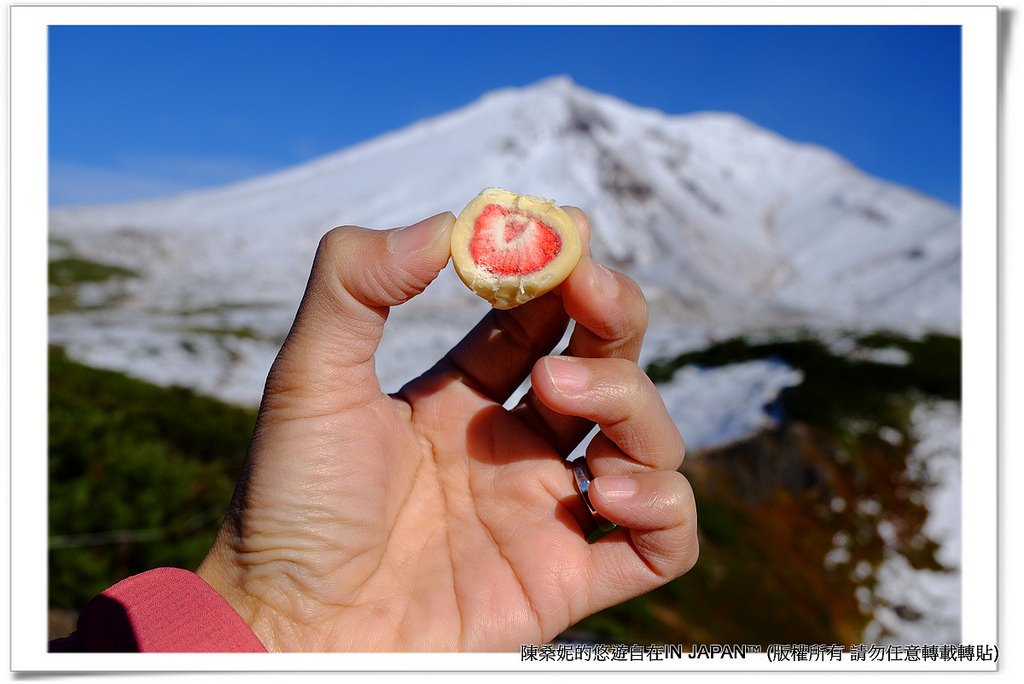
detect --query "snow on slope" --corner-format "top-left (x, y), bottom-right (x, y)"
top-left (659, 360), bottom-right (804, 452)
top-left (862, 400), bottom-right (962, 645)
top-left (49, 75), bottom-right (961, 406)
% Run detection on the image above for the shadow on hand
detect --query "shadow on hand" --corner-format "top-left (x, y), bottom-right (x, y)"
top-left (464, 401), bottom-right (593, 541)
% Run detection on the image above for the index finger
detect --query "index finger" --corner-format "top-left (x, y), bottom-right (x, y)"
top-left (510, 258), bottom-right (650, 456)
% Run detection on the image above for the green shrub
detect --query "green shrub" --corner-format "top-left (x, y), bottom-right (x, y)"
top-left (48, 346), bottom-right (256, 611)
top-left (48, 257), bottom-right (139, 287)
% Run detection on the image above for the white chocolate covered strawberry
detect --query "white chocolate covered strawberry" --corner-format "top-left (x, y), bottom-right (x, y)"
top-left (451, 188), bottom-right (582, 309)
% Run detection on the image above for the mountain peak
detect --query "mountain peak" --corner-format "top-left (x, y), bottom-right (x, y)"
top-left (475, 74), bottom-right (592, 115)
top-left (50, 79), bottom-right (960, 408)
top-left (528, 74), bottom-right (577, 91)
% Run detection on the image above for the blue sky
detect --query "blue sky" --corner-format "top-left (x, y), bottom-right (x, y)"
top-left (49, 25), bottom-right (961, 207)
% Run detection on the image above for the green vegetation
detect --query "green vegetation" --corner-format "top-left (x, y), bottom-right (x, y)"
top-left (48, 253), bottom-right (140, 314)
top-left (184, 325), bottom-right (264, 341)
top-left (48, 346), bottom-right (256, 612)
top-left (646, 331), bottom-right (960, 435)
top-left (48, 257), bottom-right (139, 288)
top-left (181, 322), bottom-right (287, 347)
top-left (177, 301), bottom-right (278, 316)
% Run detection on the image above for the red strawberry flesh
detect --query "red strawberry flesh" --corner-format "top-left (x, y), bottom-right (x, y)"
top-left (469, 203), bottom-right (562, 276)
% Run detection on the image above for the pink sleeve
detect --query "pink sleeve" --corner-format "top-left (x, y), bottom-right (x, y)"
top-left (49, 567), bottom-right (267, 652)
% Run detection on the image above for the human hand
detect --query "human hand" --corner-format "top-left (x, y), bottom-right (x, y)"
top-left (197, 209), bottom-right (698, 651)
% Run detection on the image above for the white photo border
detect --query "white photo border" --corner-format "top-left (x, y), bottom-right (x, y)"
top-left (8, 2), bottom-right (999, 673)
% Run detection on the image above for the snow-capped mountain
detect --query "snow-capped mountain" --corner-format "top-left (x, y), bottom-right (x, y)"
top-left (49, 76), bottom-right (960, 405)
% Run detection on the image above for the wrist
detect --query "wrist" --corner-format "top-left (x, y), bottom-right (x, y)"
top-left (197, 542), bottom-right (283, 652)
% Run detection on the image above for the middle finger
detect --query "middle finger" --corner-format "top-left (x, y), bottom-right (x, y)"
top-left (528, 355), bottom-right (685, 472)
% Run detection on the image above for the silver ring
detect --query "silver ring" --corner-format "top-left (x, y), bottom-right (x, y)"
top-left (572, 463), bottom-right (619, 543)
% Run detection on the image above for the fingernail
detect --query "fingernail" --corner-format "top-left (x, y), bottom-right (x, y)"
top-left (591, 261), bottom-right (619, 299)
top-left (544, 356), bottom-right (591, 393)
top-left (387, 211), bottom-right (455, 255)
top-left (593, 476), bottom-right (639, 502)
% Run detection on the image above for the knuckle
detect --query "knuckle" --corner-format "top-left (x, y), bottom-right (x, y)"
top-left (646, 474), bottom-right (700, 577)
top-left (313, 225), bottom-right (424, 308)
top-left (633, 527), bottom-right (698, 580)
top-left (596, 359), bottom-right (646, 416)
top-left (622, 359), bottom-right (656, 407)
top-left (621, 274), bottom-right (649, 331)
top-left (637, 470), bottom-right (689, 518)
top-left (645, 485), bottom-right (683, 517)
top-left (318, 225), bottom-right (351, 252)
top-left (679, 533), bottom-right (700, 576)
top-left (680, 484), bottom-right (700, 572)
top-left (571, 268), bottom-right (648, 344)
top-left (595, 271), bottom-right (648, 341)
top-left (562, 206), bottom-right (590, 240)
top-left (316, 225), bottom-right (371, 262)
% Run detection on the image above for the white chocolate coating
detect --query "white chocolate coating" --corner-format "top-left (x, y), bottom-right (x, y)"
top-left (451, 188), bottom-right (582, 309)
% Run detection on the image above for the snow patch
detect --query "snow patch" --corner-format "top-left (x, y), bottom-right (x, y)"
top-left (861, 400), bottom-right (962, 644)
top-left (659, 360), bottom-right (804, 452)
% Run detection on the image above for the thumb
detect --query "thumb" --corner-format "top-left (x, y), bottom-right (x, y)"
top-left (266, 211), bottom-right (455, 410)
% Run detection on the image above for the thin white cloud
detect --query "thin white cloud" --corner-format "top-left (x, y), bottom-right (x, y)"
top-left (49, 161), bottom-right (193, 206)
top-left (49, 155), bottom-right (283, 207)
